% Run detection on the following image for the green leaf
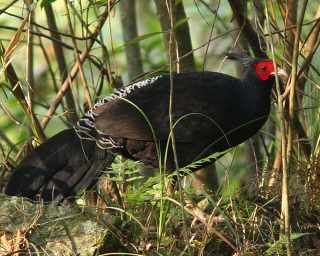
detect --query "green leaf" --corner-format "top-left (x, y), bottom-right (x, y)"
top-left (116, 32), bottom-right (164, 50)
top-left (290, 232), bottom-right (311, 240)
top-left (174, 17), bottom-right (190, 30)
top-left (179, 149), bottom-right (230, 172)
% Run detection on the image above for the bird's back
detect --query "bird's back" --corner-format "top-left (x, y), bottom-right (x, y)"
top-left (78, 72), bottom-right (270, 169)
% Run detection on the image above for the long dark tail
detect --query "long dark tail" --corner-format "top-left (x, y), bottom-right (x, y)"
top-left (5, 129), bottom-right (114, 202)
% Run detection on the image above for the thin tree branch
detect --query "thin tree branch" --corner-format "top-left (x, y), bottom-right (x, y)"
top-left (64, 0), bottom-right (92, 109)
top-left (41, 1), bottom-right (118, 128)
top-left (44, 3), bottom-right (78, 125)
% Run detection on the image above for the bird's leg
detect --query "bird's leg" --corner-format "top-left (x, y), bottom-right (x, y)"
top-left (192, 165), bottom-right (219, 193)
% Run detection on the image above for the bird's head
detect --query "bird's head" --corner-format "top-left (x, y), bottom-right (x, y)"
top-left (226, 53), bottom-right (287, 82)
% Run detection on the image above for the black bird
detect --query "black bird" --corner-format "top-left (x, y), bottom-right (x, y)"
top-left (5, 54), bottom-right (285, 202)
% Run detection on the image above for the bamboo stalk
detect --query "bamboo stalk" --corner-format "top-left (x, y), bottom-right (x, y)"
top-left (265, 2), bottom-right (292, 255)
top-left (63, 0), bottom-right (92, 109)
top-left (44, 3), bottom-right (78, 125)
top-left (1, 14), bottom-right (46, 142)
top-left (41, 1), bottom-right (117, 128)
top-left (119, 0), bottom-right (143, 81)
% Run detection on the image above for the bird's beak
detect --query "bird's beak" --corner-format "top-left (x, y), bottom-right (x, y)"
top-left (271, 68), bottom-right (288, 79)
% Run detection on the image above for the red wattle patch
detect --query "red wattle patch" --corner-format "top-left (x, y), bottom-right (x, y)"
top-left (254, 61), bottom-right (275, 81)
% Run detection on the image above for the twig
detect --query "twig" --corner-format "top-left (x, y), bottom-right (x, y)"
top-left (44, 3), bottom-right (78, 125)
top-left (228, 0), bottom-right (266, 56)
top-left (64, 0), bottom-right (92, 108)
top-left (165, 197), bottom-right (237, 252)
top-left (285, 2), bottom-right (308, 254)
top-left (41, 1), bottom-right (118, 128)
top-left (1, 20), bottom-right (46, 142)
top-left (26, 1), bottom-right (34, 110)
top-left (0, 0), bottom-right (19, 16)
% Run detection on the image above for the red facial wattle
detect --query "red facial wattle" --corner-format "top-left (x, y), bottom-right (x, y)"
top-left (254, 61), bottom-right (275, 81)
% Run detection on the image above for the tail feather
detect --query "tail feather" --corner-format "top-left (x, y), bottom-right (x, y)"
top-left (5, 129), bottom-right (113, 202)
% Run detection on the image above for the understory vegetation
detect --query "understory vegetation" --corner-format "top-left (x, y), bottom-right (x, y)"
top-left (0, 0), bottom-right (320, 255)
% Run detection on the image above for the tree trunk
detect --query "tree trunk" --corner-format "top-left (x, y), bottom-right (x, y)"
top-left (44, 4), bottom-right (78, 125)
top-left (154, 0), bottom-right (218, 191)
top-left (119, 0), bottom-right (143, 81)
top-left (154, 0), bottom-right (195, 71)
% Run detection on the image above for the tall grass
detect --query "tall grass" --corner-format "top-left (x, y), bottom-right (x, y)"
top-left (0, 0), bottom-right (320, 255)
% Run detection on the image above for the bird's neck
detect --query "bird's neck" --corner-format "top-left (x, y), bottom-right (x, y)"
top-left (241, 73), bottom-right (274, 119)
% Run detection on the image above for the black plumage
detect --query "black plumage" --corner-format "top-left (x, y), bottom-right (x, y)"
top-left (5, 54), bottom-right (279, 202)
top-left (5, 129), bottom-right (114, 201)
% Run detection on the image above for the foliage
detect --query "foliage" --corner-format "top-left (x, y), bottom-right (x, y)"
top-left (0, 0), bottom-right (320, 255)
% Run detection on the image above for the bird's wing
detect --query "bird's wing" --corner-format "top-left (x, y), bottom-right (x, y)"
top-left (90, 72), bottom-right (242, 143)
